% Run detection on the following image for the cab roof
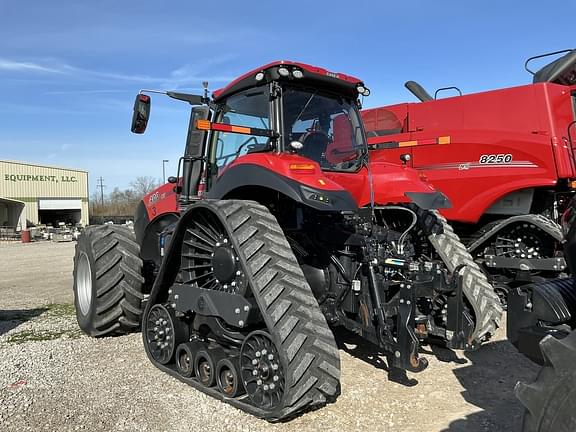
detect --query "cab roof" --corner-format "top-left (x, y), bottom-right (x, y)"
top-left (212, 61), bottom-right (364, 102)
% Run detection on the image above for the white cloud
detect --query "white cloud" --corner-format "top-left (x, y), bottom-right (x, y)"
top-left (0, 59), bottom-right (67, 74)
top-left (0, 57), bottom-right (235, 87)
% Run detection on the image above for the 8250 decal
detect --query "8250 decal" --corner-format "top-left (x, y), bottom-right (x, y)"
top-left (479, 154), bottom-right (513, 164)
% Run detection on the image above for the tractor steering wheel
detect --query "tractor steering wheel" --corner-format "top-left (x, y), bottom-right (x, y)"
top-left (298, 129), bottom-right (331, 166)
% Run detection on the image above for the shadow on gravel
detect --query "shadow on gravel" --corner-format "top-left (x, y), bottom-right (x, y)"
top-left (441, 340), bottom-right (539, 432)
top-left (0, 307), bottom-right (48, 336)
top-left (333, 327), bottom-right (420, 387)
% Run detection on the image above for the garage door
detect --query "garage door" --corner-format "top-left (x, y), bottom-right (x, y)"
top-left (38, 199), bottom-right (82, 210)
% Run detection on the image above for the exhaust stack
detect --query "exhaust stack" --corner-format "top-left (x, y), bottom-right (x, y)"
top-left (404, 81), bottom-right (433, 102)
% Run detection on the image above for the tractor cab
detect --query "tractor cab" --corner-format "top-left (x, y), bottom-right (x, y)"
top-left (131, 61), bottom-right (372, 210)
top-left (206, 62), bottom-right (370, 175)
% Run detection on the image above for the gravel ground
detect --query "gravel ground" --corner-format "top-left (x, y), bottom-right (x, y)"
top-left (0, 241), bottom-right (539, 431)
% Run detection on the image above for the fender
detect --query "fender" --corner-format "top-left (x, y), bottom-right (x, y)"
top-left (134, 199), bottom-right (180, 264)
top-left (207, 163), bottom-right (358, 212)
top-left (468, 214), bottom-right (564, 254)
top-left (507, 278), bottom-right (576, 364)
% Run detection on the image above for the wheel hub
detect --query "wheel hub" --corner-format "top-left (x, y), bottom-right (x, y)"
top-left (213, 245), bottom-right (238, 284)
top-left (180, 210), bottom-right (245, 294)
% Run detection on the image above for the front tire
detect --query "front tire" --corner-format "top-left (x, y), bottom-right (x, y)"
top-left (73, 225), bottom-right (145, 337)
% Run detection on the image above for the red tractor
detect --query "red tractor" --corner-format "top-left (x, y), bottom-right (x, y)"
top-left (362, 49), bottom-right (576, 303)
top-left (72, 61), bottom-right (501, 420)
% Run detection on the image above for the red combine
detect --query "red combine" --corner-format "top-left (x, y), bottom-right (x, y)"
top-left (362, 49), bottom-right (576, 301)
top-left (72, 61), bottom-right (501, 420)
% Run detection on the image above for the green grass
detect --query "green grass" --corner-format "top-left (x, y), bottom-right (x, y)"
top-left (2, 303), bottom-right (81, 344)
top-left (44, 303), bottom-right (76, 317)
top-left (6, 328), bottom-right (82, 344)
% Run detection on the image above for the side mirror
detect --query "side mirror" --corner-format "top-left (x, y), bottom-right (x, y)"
top-left (131, 94), bottom-right (151, 134)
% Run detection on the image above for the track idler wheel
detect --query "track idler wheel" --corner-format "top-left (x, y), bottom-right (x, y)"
top-left (216, 357), bottom-right (245, 398)
top-left (240, 331), bottom-right (285, 411)
top-left (145, 304), bottom-right (186, 365)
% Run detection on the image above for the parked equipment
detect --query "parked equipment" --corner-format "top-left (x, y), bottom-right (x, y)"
top-left (508, 195), bottom-right (576, 431)
top-left (362, 49), bottom-right (576, 304)
top-left (73, 61), bottom-right (502, 420)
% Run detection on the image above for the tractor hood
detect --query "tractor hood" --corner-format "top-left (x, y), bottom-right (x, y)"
top-left (323, 161), bottom-right (451, 210)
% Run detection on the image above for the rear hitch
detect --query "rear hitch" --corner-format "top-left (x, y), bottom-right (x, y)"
top-left (393, 281), bottom-right (428, 372)
top-left (366, 260), bottom-right (427, 373)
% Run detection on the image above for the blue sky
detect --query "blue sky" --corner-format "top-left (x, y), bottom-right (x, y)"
top-left (1, 0), bottom-right (574, 194)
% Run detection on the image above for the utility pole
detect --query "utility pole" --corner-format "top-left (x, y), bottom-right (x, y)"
top-left (162, 159), bottom-right (169, 183)
top-left (96, 177), bottom-right (106, 205)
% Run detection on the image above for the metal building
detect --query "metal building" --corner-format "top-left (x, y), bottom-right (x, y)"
top-left (0, 160), bottom-right (89, 229)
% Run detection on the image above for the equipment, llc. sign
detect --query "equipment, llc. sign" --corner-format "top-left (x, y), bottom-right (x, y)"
top-left (4, 174), bottom-right (78, 183)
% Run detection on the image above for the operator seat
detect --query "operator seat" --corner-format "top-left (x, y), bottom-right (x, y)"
top-left (299, 132), bottom-right (329, 166)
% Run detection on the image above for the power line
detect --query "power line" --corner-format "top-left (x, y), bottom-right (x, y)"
top-left (96, 176), bottom-right (106, 205)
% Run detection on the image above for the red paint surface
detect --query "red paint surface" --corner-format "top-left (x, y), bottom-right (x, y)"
top-left (142, 182), bottom-right (178, 220)
top-left (362, 82), bottom-right (576, 223)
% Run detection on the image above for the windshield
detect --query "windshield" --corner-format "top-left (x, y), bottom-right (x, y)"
top-left (282, 87), bottom-right (366, 171)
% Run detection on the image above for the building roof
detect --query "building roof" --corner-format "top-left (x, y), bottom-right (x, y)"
top-left (0, 160), bottom-right (88, 173)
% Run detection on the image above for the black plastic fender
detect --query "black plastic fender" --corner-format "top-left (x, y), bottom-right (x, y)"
top-left (507, 278), bottom-right (576, 364)
top-left (207, 163), bottom-right (358, 212)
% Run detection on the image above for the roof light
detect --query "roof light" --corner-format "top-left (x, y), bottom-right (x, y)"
top-left (362, 88), bottom-right (370, 97)
top-left (255, 71), bottom-right (265, 82)
top-left (278, 67), bottom-right (290, 77)
top-left (357, 85), bottom-right (366, 94)
top-left (292, 69), bottom-right (304, 79)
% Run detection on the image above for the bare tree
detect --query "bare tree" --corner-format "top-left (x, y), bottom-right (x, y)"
top-left (90, 176), bottom-right (160, 218)
top-left (130, 176), bottom-right (160, 199)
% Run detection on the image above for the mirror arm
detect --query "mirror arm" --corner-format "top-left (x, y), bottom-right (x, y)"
top-left (139, 89), bottom-right (208, 105)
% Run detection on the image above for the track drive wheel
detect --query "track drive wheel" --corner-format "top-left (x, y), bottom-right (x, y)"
top-left (73, 225), bottom-right (145, 337)
top-left (515, 331), bottom-right (576, 431)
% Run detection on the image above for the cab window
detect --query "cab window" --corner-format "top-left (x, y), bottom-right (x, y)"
top-left (212, 89), bottom-right (270, 170)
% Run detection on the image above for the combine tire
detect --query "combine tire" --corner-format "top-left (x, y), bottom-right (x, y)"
top-left (425, 211), bottom-right (503, 343)
top-left (515, 331), bottom-right (576, 431)
top-left (73, 225), bottom-right (145, 337)
top-left (143, 200), bottom-right (340, 421)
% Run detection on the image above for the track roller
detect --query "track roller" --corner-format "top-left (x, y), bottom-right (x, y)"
top-left (195, 347), bottom-right (226, 387)
top-left (216, 357), bottom-right (244, 398)
top-left (176, 342), bottom-right (203, 378)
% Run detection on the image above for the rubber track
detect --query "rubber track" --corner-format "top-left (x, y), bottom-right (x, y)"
top-left (77, 225), bottom-right (145, 336)
top-left (515, 330), bottom-right (576, 431)
top-left (208, 200), bottom-right (340, 420)
top-left (426, 210), bottom-right (503, 342)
